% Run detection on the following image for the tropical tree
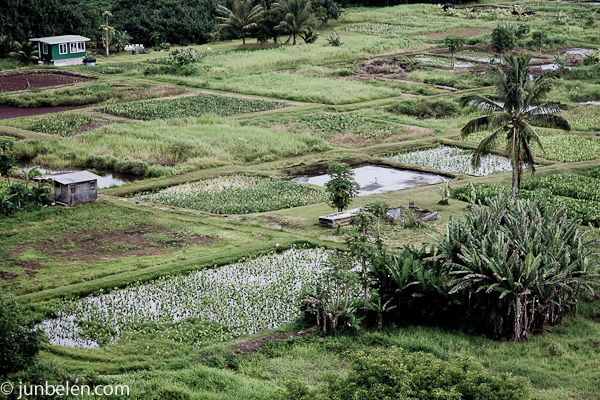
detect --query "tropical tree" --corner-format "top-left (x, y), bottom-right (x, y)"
top-left (0, 35), bottom-right (19, 58)
top-left (444, 35), bottom-right (464, 69)
top-left (272, 0), bottom-right (317, 45)
top-left (0, 137), bottom-right (16, 184)
top-left (100, 11), bottom-right (115, 56)
top-left (461, 55), bottom-right (570, 199)
top-left (113, 30), bottom-right (132, 52)
top-left (9, 41), bottom-right (38, 65)
top-left (324, 162), bottom-right (359, 212)
top-left (216, 0), bottom-right (265, 45)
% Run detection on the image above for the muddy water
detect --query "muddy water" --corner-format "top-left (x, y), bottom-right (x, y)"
top-left (292, 165), bottom-right (450, 196)
top-left (0, 104), bottom-right (89, 120)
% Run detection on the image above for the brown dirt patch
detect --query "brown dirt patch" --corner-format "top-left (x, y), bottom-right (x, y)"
top-left (0, 73), bottom-right (93, 93)
top-left (233, 326), bottom-right (319, 355)
top-left (77, 121), bottom-right (108, 133)
top-left (426, 28), bottom-right (492, 39)
top-left (0, 271), bottom-right (19, 280)
top-left (9, 225), bottom-right (216, 262)
top-left (329, 124), bottom-right (436, 148)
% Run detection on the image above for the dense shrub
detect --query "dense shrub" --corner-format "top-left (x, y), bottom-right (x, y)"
top-left (0, 0), bottom-right (98, 43)
top-left (283, 347), bottom-right (530, 400)
top-left (111, 0), bottom-right (220, 46)
top-left (453, 183), bottom-right (600, 227)
top-left (521, 174), bottom-right (600, 202)
top-left (388, 99), bottom-right (460, 119)
top-left (0, 180), bottom-right (51, 215)
top-left (369, 196), bottom-right (599, 341)
top-left (0, 294), bottom-right (42, 375)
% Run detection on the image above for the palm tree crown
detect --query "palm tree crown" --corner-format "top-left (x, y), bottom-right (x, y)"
top-left (272, 0), bottom-right (317, 45)
top-left (9, 41), bottom-right (39, 66)
top-left (216, 0), bottom-right (265, 45)
top-left (461, 54), bottom-right (570, 199)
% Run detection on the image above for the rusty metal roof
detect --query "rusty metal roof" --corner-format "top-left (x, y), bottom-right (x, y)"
top-left (42, 171), bottom-right (100, 184)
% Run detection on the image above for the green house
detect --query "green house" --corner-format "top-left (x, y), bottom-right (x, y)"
top-left (29, 35), bottom-right (91, 66)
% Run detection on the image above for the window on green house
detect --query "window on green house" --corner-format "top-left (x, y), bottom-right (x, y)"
top-left (42, 43), bottom-right (48, 54)
top-left (59, 43), bottom-right (67, 54)
top-left (77, 42), bottom-right (85, 52)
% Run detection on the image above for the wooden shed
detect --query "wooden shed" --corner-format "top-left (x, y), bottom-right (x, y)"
top-left (29, 35), bottom-right (91, 66)
top-left (43, 171), bottom-right (100, 206)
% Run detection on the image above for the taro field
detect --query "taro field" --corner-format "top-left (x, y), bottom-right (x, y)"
top-left (40, 249), bottom-right (357, 347)
top-left (102, 94), bottom-right (286, 120)
top-left (462, 130), bottom-right (600, 162)
top-left (137, 175), bottom-right (327, 214)
top-left (385, 145), bottom-right (513, 176)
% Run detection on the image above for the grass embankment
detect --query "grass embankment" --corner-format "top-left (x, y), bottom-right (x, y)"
top-left (1, 200), bottom-right (334, 302)
top-left (37, 315), bottom-right (600, 400)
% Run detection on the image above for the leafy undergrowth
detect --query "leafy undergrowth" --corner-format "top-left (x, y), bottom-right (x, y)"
top-left (102, 94), bottom-right (286, 120)
top-left (453, 183), bottom-right (600, 226)
top-left (26, 114), bottom-right (95, 136)
top-left (461, 130), bottom-right (600, 163)
top-left (30, 316), bottom-right (600, 400)
top-left (138, 175), bottom-right (327, 214)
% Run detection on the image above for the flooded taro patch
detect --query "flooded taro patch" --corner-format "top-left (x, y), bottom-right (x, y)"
top-left (385, 145), bottom-right (512, 176)
top-left (137, 175), bottom-right (327, 213)
top-left (293, 165), bottom-right (449, 195)
top-left (40, 249), bottom-right (349, 347)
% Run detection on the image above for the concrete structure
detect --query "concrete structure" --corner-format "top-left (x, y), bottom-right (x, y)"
top-left (43, 171), bottom-right (100, 206)
top-left (318, 208), bottom-right (364, 228)
top-left (29, 35), bottom-right (91, 66)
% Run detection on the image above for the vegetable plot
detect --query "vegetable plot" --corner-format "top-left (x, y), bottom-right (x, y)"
top-left (137, 175), bottom-right (327, 214)
top-left (462, 130), bottom-right (600, 162)
top-left (102, 94), bottom-right (285, 120)
top-left (41, 249), bottom-right (351, 347)
top-left (385, 145), bottom-right (513, 176)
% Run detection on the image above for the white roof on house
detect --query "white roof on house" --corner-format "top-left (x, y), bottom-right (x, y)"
top-left (29, 35), bottom-right (90, 44)
top-left (43, 171), bottom-right (100, 184)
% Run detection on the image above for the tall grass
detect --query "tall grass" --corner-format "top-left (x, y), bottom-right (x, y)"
top-left (12, 116), bottom-right (329, 176)
top-left (173, 72), bottom-right (402, 104)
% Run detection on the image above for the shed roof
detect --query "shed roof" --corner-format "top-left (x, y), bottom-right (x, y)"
top-left (43, 171), bottom-right (100, 184)
top-left (29, 35), bottom-right (91, 45)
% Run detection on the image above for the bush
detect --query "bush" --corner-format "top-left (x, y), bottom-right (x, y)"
top-left (369, 195), bottom-right (599, 341)
top-left (0, 294), bottom-right (42, 375)
top-left (453, 183), bottom-right (600, 227)
top-left (491, 25), bottom-right (516, 54)
top-left (111, 0), bottom-right (220, 45)
top-left (388, 99), bottom-right (460, 119)
top-left (282, 347), bottom-right (530, 400)
top-left (326, 32), bottom-right (343, 46)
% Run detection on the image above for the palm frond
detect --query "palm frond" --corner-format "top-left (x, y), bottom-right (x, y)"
top-left (526, 112), bottom-right (571, 131)
top-left (461, 112), bottom-right (511, 137)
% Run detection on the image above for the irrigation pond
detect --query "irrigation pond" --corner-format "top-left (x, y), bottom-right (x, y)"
top-left (292, 165), bottom-right (449, 195)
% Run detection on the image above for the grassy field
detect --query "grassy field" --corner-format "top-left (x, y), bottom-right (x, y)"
top-left (2, 1), bottom-right (600, 399)
top-left (11, 116), bottom-right (329, 176)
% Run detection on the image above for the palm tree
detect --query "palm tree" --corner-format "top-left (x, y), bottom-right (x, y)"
top-left (216, 0), bottom-right (265, 45)
top-left (9, 41), bottom-right (39, 65)
top-left (461, 55), bottom-right (570, 199)
top-left (272, 0), bottom-right (317, 45)
top-left (0, 35), bottom-right (19, 58)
